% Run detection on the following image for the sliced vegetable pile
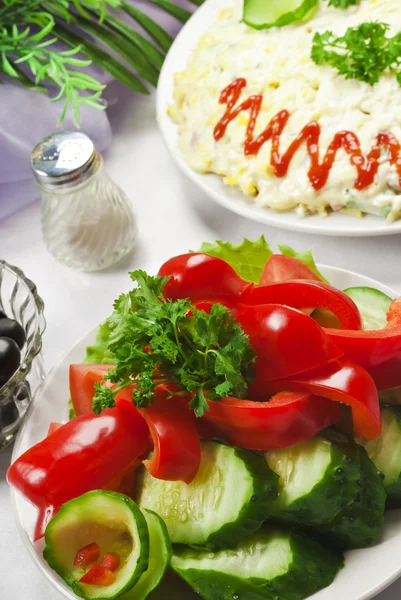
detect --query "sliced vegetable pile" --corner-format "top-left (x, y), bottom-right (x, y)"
top-left (7, 237), bottom-right (401, 600)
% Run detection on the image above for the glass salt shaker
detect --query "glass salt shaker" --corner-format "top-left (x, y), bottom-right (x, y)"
top-left (31, 131), bottom-right (137, 272)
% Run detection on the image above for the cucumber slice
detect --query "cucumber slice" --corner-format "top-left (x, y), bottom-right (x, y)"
top-left (360, 405), bottom-right (401, 508)
top-left (123, 510), bottom-right (172, 600)
top-left (266, 436), bottom-right (360, 526)
top-left (171, 526), bottom-right (343, 600)
top-left (43, 491), bottom-right (149, 600)
top-left (319, 447), bottom-right (386, 549)
top-left (136, 441), bottom-right (278, 548)
top-left (343, 286), bottom-right (392, 330)
top-left (243, 0), bottom-right (318, 30)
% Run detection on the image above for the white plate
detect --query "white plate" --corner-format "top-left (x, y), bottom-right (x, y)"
top-left (156, 0), bottom-right (401, 237)
top-left (10, 265), bottom-right (401, 600)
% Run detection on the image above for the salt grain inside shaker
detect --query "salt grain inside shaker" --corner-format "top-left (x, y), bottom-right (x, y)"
top-left (31, 131), bottom-right (137, 272)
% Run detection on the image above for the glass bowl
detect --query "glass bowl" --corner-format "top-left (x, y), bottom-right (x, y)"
top-left (0, 261), bottom-right (46, 450)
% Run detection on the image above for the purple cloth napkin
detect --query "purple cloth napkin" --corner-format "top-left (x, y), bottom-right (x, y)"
top-left (0, 2), bottom-right (187, 221)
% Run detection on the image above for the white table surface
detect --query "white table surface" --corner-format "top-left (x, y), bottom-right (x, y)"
top-left (2, 81), bottom-right (401, 598)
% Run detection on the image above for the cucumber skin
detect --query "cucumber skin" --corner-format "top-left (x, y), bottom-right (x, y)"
top-left (270, 441), bottom-right (360, 527)
top-left (172, 530), bottom-right (343, 600)
top-left (383, 407), bottom-right (401, 509)
top-left (137, 444), bottom-right (279, 549)
top-left (43, 491), bottom-right (150, 600)
top-left (206, 447), bottom-right (279, 549)
top-left (318, 447), bottom-right (386, 549)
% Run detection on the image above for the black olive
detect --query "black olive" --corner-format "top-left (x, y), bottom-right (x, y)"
top-left (0, 318), bottom-right (26, 349)
top-left (0, 401), bottom-right (19, 428)
top-left (0, 337), bottom-right (21, 387)
top-left (0, 310), bottom-right (6, 319)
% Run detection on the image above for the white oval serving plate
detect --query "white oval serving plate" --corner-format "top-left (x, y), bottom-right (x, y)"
top-left (157, 0), bottom-right (401, 237)
top-left (10, 265), bottom-right (401, 600)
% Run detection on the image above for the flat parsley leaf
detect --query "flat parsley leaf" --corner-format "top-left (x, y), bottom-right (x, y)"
top-left (92, 272), bottom-right (256, 417)
top-left (312, 22), bottom-right (401, 87)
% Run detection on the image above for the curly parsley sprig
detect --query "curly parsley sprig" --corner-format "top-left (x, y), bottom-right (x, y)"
top-left (92, 270), bottom-right (256, 417)
top-left (312, 22), bottom-right (401, 87)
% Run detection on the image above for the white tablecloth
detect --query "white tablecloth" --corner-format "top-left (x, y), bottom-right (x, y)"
top-left (2, 82), bottom-right (401, 598)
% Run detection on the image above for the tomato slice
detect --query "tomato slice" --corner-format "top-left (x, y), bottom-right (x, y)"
top-left (79, 564), bottom-right (116, 586)
top-left (69, 364), bottom-right (113, 416)
top-left (263, 359), bottom-right (381, 440)
top-left (47, 422), bottom-right (63, 436)
top-left (74, 542), bottom-right (101, 568)
top-left (244, 281), bottom-right (362, 330)
top-left (137, 384), bottom-right (201, 484)
top-left (236, 303), bottom-right (342, 386)
top-left (101, 552), bottom-right (121, 572)
top-left (260, 254), bottom-right (321, 284)
top-left (202, 392), bottom-right (341, 450)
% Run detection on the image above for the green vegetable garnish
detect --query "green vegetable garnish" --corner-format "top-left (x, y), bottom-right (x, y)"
top-left (1, 0), bottom-right (195, 125)
top-left (92, 270), bottom-right (255, 417)
top-left (326, 0), bottom-right (359, 8)
top-left (83, 320), bottom-right (115, 365)
top-left (312, 22), bottom-right (401, 87)
top-left (195, 236), bottom-right (273, 283)
top-left (243, 0), bottom-right (318, 30)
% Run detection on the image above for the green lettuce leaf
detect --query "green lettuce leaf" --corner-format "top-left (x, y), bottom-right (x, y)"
top-left (278, 244), bottom-right (328, 283)
top-left (195, 236), bottom-right (273, 283)
top-left (83, 320), bottom-right (116, 365)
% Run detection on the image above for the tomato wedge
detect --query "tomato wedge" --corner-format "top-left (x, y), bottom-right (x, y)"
top-left (74, 543), bottom-right (101, 568)
top-left (159, 253), bottom-right (251, 304)
top-left (7, 397), bottom-right (151, 540)
top-left (325, 298), bottom-right (401, 390)
top-left (260, 254), bottom-right (321, 284)
top-left (138, 384), bottom-right (201, 484)
top-left (235, 303), bottom-right (342, 385)
top-left (79, 564), bottom-right (116, 586)
top-left (70, 364), bottom-right (113, 416)
top-left (244, 281), bottom-right (362, 330)
top-left (101, 552), bottom-right (121, 572)
top-left (47, 422), bottom-right (63, 436)
top-left (201, 392), bottom-right (341, 450)
top-left (261, 359), bottom-right (381, 440)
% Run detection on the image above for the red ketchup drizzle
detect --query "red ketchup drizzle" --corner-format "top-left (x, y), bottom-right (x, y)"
top-left (213, 78), bottom-right (401, 191)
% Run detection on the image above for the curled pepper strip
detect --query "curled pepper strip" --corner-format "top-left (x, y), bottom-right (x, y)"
top-left (7, 397), bottom-right (151, 540)
top-left (259, 359), bottom-right (381, 441)
top-left (325, 297), bottom-right (401, 390)
top-left (201, 392), bottom-right (341, 451)
top-left (243, 280), bottom-right (362, 330)
top-left (235, 303), bottom-right (342, 384)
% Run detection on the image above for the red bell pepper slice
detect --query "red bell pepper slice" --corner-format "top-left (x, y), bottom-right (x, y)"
top-left (260, 359), bottom-right (381, 440)
top-left (74, 543), bottom-right (101, 568)
top-left (325, 297), bottom-right (401, 390)
top-left (159, 253), bottom-right (251, 304)
top-left (70, 364), bottom-right (114, 416)
top-left (260, 254), bottom-right (321, 284)
top-left (201, 392), bottom-right (341, 450)
top-left (101, 552), bottom-right (121, 572)
top-left (244, 281), bottom-right (362, 330)
top-left (79, 564), bottom-right (116, 586)
top-left (7, 397), bottom-right (151, 540)
top-left (235, 303), bottom-right (342, 384)
top-left (138, 384), bottom-right (201, 484)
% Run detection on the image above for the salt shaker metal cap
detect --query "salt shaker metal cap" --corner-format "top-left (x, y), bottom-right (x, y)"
top-left (31, 131), bottom-right (99, 190)
top-left (31, 131), bottom-right (137, 272)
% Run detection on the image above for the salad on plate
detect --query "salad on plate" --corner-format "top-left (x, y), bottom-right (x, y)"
top-left (170, 0), bottom-right (401, 221)
top-left (8, 237), bottom-right (401, 600)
